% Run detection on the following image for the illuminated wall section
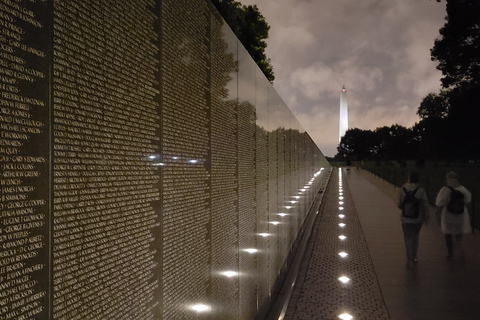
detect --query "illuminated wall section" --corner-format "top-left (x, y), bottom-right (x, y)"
top-left (0, 0), bottom-right (330, 319)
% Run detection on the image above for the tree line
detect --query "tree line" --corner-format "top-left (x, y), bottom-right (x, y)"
top-left (336, 0), bottom-right (480, 163)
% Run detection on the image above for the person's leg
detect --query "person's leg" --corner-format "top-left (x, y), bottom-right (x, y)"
top-left (445, 234), bottom-right (454, 259)
top-left (402, 223), bottom-right (414, 264)
top-left (455, 234), bottom-right (464, 259)
top-left (411, 223), bottom-right (423, 261)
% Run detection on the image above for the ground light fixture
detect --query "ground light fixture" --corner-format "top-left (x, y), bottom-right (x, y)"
top-left (338, 276), bottom-right (350, 284)
top-left (258, 233), bottom-right (270, 237)
top-left (339, 235), bottom-right (347, 240)
top-left (338, 313), bottom-right (353, 320)
top-left (339, 223), bottom-right (346, 228)
top-left (339, 207), bottom-right (344, 210)
top-left (339, 214), bottom-right (345, 219)
top-left (243, 248), bottom-right (258, 254)
top-left (338, 252), bottom-right (348, 258)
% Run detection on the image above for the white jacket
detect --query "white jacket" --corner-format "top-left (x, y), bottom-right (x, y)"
top-left (435, 185), bottom-right (471, 234)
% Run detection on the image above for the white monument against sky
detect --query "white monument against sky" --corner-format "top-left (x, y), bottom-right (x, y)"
top-left (339, 85), bottom-right (348, 142)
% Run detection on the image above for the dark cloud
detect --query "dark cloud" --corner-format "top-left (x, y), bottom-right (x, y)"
top-left (240, 0), bottom-right (446, 156)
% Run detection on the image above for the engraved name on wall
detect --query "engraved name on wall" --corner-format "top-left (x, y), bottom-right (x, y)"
top-left (52, 1), bottom-right (160, 319)
top-left (0, 1), bottom-right (49, 319)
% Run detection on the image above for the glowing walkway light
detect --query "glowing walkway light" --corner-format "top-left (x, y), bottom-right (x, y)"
top-left (338, 252), bottom-right (348, 258)
top-left (339, 235), bottom-right (347, 240)
top-left (338, 313), bottom-right (353, 320)
top-left (339, 223), bottom-right (346, 228)
top-left (338, 276), bottom-right (350, 284)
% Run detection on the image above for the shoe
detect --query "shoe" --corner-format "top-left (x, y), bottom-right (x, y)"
top-left (413, 257), bottom-right (418, 262)
top-left (446, 254), bottom-right (455, 260)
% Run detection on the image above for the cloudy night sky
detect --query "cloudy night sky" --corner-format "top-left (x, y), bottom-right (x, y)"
top-left (238, 0), bottom-right (447, 157)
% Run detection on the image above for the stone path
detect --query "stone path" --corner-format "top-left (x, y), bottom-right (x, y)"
top-left (284, 167), bottom-right (480, 320)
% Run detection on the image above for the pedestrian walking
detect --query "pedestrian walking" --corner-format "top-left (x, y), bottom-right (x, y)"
top-left (435, 171), bottom-right (471, 260)
top-left (397, 171), bottom-right (430, 267)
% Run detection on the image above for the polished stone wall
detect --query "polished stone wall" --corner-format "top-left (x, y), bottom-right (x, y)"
top-left (0, 0), bottom-right (330, 319)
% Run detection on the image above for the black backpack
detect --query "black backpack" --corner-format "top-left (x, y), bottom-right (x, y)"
top-left (447, 186), bottom-right (464, 214)
top-left (401, 187), bottom-right (420, 218)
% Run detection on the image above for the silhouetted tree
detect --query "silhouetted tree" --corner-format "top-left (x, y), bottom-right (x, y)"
top-left (373, 125), bottom-right (418, 161)
top-left (417, 92), bottom-right (449, 120)
top-left (338, 128), bottom-right (375, 160)
top-left (428, 0), bottom-right (480, 161)
top-left (431, 1), bottom-right (480, 90)
top-left (211, 0), bottom-right (275, 82)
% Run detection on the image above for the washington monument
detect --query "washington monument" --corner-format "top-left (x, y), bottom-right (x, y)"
top-left (339, 85), bottom-right (348, 142)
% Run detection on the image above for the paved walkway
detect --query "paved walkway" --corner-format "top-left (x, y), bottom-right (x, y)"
top-left (284, 167), bottom-right (480, 320)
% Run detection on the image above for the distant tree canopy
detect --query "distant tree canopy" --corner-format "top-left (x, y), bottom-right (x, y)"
top-left (336, 0), bottom-right (480, 163)
top-left (211, 0), bottom-right (275, 82)
top-left (431, 0), bottom-right (480, 90)
top-left (337, 125), bottom-right (418, 162)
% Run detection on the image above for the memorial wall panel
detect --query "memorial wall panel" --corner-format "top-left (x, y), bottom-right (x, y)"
top-left (290, 118), bottom-right (302, 232)
top-left (285, 117), bottom-right (296, 246)
top-left (272, 91), bottom-right (289, 270)
top-left (209, 12), bottom-right (239, 319)
top-left (237, 42), bottom-right (258, 320)
top-left (254, 69), bottom-right (271, 310)
top-left (0, 1), bottom-right (50, 319)
top-left (0, 0), bottom-right (330, 319)
top-left (52, 1), bottom-right (160, 319)
top-left (160, 1), bottom-right (210, 319)
top-left (267, 89), bottom-right (279, 288)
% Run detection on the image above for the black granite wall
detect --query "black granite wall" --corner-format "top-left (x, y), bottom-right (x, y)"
top-left (0, 0), bottom-right (330, 319)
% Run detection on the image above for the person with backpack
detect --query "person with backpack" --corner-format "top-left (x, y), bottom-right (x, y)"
top-left (435, 171), bottom-right (471, 260)
top-left (397, 171), bottom-right (430, 267)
